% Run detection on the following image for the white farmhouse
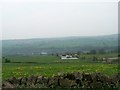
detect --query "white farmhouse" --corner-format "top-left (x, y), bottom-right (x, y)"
top-left (60, 55), bottom-right (78, 60)
top-left (41, 52), bottom-right (48, 55)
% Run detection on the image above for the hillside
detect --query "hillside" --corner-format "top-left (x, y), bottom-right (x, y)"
top-left (2, 34), bottom-right (118, 56)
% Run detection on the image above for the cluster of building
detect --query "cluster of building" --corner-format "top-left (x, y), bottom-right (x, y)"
top-left (59, 54), bottom-right (79, 60)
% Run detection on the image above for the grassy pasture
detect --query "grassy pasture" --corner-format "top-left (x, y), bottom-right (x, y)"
top-left (2, 53), bottom-right (118, 81)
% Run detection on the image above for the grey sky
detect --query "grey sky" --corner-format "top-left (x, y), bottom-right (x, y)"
top-left (1, 0), bottom-right (118, 40)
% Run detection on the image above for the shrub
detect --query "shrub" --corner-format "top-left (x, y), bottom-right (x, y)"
top-left (5, 58), bottom-right (11, 63)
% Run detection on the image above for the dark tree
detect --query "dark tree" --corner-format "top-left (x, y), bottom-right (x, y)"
top-left (4, 58), bottom-right (11, 63)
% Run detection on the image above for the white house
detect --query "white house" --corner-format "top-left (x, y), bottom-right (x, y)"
top-left (60, 55), bottom-right (78, 60)
top-left (41, 52), bottom-right (48, 55)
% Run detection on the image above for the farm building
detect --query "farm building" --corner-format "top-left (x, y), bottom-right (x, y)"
top-left (60, 55), bottom-right (78, 60)
top-left (102, 57), bottom-right (118, 64)
top-left (41, 52), bottom-right (48, 55)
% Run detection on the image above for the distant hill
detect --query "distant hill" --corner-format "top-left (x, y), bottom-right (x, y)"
top-left (2, 34), bottom-right (118, 56)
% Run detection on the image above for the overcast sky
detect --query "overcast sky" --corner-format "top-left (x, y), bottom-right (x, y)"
top-left (1, 0), bottom-right (118, 40)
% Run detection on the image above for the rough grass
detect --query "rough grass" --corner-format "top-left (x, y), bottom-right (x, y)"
top-left (2, 53), bottom-right (118, 81)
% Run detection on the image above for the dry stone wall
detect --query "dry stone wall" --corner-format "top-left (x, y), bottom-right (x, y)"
top-left (2, 72), bottom-right (120, 88)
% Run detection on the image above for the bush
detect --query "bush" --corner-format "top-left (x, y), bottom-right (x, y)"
top-left (5, 58), bottom-right (11, 63)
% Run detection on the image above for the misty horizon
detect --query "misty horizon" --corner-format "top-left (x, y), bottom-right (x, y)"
top-left (2, 33), bottom-right (118, 40)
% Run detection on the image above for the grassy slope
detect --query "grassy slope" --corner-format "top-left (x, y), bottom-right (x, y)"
top-left (2, 34), bottom-right (118, 55)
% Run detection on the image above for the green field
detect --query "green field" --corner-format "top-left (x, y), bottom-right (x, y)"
top-left (2, 53), bottom-right (118, 81)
